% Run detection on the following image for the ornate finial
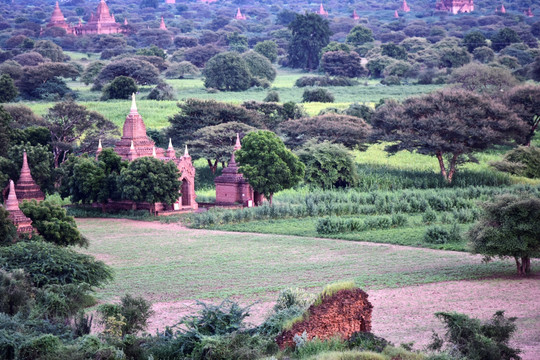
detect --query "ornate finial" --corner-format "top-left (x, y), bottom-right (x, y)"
top-left (184, 145), bottom-right (189, 156)
top-left (168, 138), bottom-right (173, 149)
top-left (152, 146), bottom-right (157, 157)
top-left (234, 133), bottom-right (241, 151)
top-left (130, 93), bottom-right (137, 114)
top-left (130, 140), bottom-right (135, 150)
top-left (98, 139), bottom-right (102, 150)
top-left (6, 180), bottom-right (19, 211)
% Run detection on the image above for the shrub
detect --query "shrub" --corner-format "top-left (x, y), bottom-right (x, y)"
top-left (0, 269), bottom-right (34, 316)
top-left (18, 334), bottom-right (61, 360)
top-left (258, 306), bottom-right (305, 337)
top-left (273, 288), bottom-right (314, 312)
top-left (147, 82), bottom-right (176, 100)
top-left (423, 224), bottom-right (462, 244)
top-left (295, 76), bottom-right (359, 87)
top-left (302, 88), bottom-right (335, 103)
top-left (98, 294), bottom-right (154, 336)
top-left (321, 51), bottom-right (366, 78)
top-left (164, 61), bottom-right (199, 79)
top-left (254, 40), bottom-right (278, 63)
top-left (490, 146), bottom-right (540, 179)
top-left (191, 332), bottom-right (275, 360)
top-left (428, 311), bottom-right (521, 360)
top-left (295, 337), bottom-right (348, 358)
top-left (101, 76), bottom-right (138, 100)
top-left (264, 91), bottom-right (280, 102)
top-left (348, 332), bottom-right (392, 352)
top-left (422, 208), bottom-right (438, 224)
top-left (242, 51), bottom-right (276, 82)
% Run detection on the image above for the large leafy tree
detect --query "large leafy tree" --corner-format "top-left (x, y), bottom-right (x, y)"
top-left (188, 122), bottom-right (256, 174)
top-left (449, 63), bottom-right (517, 95)
top-left (203, 52), bottom-right (252, 91)
top-left (118, 157), bottom-right (181, 214)
top-left (505, 85), bottom-right (540, 146)
top-left (45, 101), bottom-right (118, 167)
top-left (462, 31), bottom-right (487, 53)
top-left (371, 89), bottom-right (529, 183)
top-left (17, 63), bottom-right (79, 99)
top-left (236, 130), bottom-right (304, 204)
top-left (346, 25), bottom-right (374, 46)
top-left (0, 208), bottom-right (17, 246)
top-left (320, 51), bottom-right (365, 78)
top-left (20, 199), bottom-right (89, 247)
top-left (94, 58), bottom-right (160, 89)
top-left (288, 13), bottom-right (331, 70)
top-left (469, 194), bottom-right (540, 275)
top-left (0, 74), bottom-right (18, 103)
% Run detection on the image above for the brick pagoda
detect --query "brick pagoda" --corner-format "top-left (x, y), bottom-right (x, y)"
top-left (352, 10), bottom-right (360, 20)
top-left (5, 180), bottom-right (33, 235)
top-left (436, 0), bottom-right (474, 14)
top-left (316, 3), bottom-right (329, 16)
top-left (401, 0), bottom-right (411, 12)
top-left (15, 151), bottom-right (45, 203)
top-left (234, 8), bottom-right (247, 20)
top-left (112, 94), bottom-right (197, 211)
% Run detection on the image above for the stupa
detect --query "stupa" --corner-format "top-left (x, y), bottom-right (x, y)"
top-left (525, 8), bottom-right (533, 17)
top-left (316, 3), bottom-right (329, 16)
top-left (352, 10), bottom-right (360, 20)
top-left (436, 0), bottom-right (474, 14)
top-left (401, 0), bottom-right (411, 12)
top-left (5, 180), bottom-right (33, 235)
top-left (394, 10), bottom-right (400, 18)
top-left (215, 134), bottom-right (261, 206)
top-left (46, 2), bottom-right (73, 34)
top-left (159, 16), bottom-right (168, 30)
top-left (235, 8), bottom-right (247, 20)
top-left (15, 151), bottom-right (45, 203)
top-left (499, 3), bottom-right (506, 13)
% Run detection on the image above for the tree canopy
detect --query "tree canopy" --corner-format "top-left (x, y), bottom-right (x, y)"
top-left (505, 84), bottom-right (540, 146)
top-left (236, 130), bottom-right (304, 204)
top-left (371, 89), bottom-right (529, 183)
top-left (203, 52), bottom-right (252, 91)
top-left (288, 13), bottom-right (331, 70)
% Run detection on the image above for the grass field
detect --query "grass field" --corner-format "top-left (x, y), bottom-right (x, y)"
top-left (78, 219), bottom-right (533, 303)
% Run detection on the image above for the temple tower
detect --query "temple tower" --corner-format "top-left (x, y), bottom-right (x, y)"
top-left (14, 151), bottom-right (45, 203)
top-left (436, 0), bottom-right (474, 14)
top-left (5, 180), bottom-right (33, 235)
top-left (352, 10), bottom-right (360, 20)
top-left (159, 16), bottom-right (168, 30)
top-left (401, 0), bottom-right (411, 12)
top-left (47, 1), bottom-right (74, 34)
top-left (235, 8), bottom-right (247, 20)
top-left (316, 3), bottom-right (329, 16)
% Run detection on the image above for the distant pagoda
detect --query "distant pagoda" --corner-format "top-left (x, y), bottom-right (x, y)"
top-left (15, 151), bottom-right (45, 203)
top-left (234, 8), bottom-right (247, 20)
top-left (352, 10), bottom-right (360, 20)
top-left (401, 0), bottom-right (411, 12)
top-left (5, 180), bottom-right (33, 235)
top-left (159, 16), bottom-right (168, 30)
top-left (524, 8), bottom-right (533, 17)
top-left (436, 0), bottom-right (474, 14)
top-left (316, 2), bottom-right (329, 16)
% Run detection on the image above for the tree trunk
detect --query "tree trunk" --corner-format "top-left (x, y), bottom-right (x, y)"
top-left (524, 116), bottom-right (539, 147)
top-left (436, 151), bottom-right (448, 182)
top-left (269, 194), bottom-right (273, 206)
top-left (207, 159), bottom-right (218, 174)
top-left (514, 256), bottom-right (531, 275)
top-left (101, 203), bottom-right (107, 213)
top-left (447, 153), bottom-right (460, 183)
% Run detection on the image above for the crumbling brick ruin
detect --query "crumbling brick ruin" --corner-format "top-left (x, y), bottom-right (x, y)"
top-left (276, 288), bottom-right (373, 349)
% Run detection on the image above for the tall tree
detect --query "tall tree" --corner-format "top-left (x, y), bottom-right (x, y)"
top-left (203, 52), bottom-right (252, 91)
top-left (371, 89), bottom-right (529, 183)
top-left (118, 157), bottom-right (181, 214)
top-left (45, 101), bottom-right (118, 167)
top-left (236, 130), bottom-right (304, 205)
top-left (288, 13), bottom-right (331, 70)
top-left (469, 194), bottom-right (540, 276)
top-left (505, 85), bottom-right (540, 146)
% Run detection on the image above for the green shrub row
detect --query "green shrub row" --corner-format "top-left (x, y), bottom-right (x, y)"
top-left (316, 214), bottom-right (408, 235)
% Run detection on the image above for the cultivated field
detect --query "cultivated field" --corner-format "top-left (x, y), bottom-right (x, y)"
top-left (77, 218), bottom-right (540, 359)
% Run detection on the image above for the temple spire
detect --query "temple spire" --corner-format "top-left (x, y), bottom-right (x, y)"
top-left (130, 93), bottom-right (138, 114)
top-left (166, 138), bottom-right (176, 158)
top-left (394, 9), bottom-right (399, 17)
top-left (234, 133), bottom-right (241, 151)
top-left (184, 145), bottom-right (189, 157)
top-left (159, 16), bottom-right (168, 30)
top-left (6, 180), bottom-right (19, 211)
top-left (152, 146), bottom-right (157, 157)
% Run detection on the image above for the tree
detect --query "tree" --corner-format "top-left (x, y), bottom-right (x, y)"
top-left (469, 195), bottom-right (540, 275)
top-left (280, 114), bottom-right (371, 149)
top-left (346, 25), bottom-right (373, 46)
top-left (439, 46), bottom-right (471, 68)
top-left (449, 63), bottom-right (517, 95)
top-left (20, 199), bottom-right (89, 247)
top-left (33, 40), bottom-right (64, 62)
top-left (45, 101), bottom-right (118, 167)
top-left (203, 52), bottom-right (252, 91)
top-left (81, 61), bottom-right (105, 85)
top-left (462, 31), bottom-right (487, 53)
top-left (473, 46), bottom-right (495, 63)
top-left (188, 122), bottom-right (256, 173)
top-left (184, 45), bottom-right (221, 68)
top-left (381, 44), bottom-right (408, 60)
top-left (12, 52), bottom-right (47, 66)
top-left (0, 105), bottom-right (12, 157)
top-left (254, 40), bottom-right (278, 63)
top-left (101, 76), bottom-right (138, 100)
top-left (94, 58), bottom-right (160, 89)
top-left (0, 208), bottom-right (17, 246)
top-left (505, 85), bottom-right (540, 146)
top-left (18, 63), bottom-right (79, 99)
top-left (371, 90), bottom-right (529, 183)
top-left (0, 74), bottom-right (17, 103)
top-left (164, 61), bottom-right (199, 79)
top-left (147, 82), bottom-right (176, 100)
top-left (242, 51), bottom-right (276, 83)
top-left (236, 130), bottom-right (304, 205)
top-left (491, 28), bottom-right (521, 52)
top-left (167, 99), bottom-right (265, 146)
top-left (118, 157), bottom-right (181, 214)
top-left (320, 51), bottom-right (365, 78)
top-left (227, 32), bottom-right (248, 53)
top-left (302, 88), bottom-right (334, 103)
top-left (296, 140), bottom-right (357, 189)
top-left (288, 13), bottom-right (331, 70)
top-left (136, 45), bottom-right (166, 60)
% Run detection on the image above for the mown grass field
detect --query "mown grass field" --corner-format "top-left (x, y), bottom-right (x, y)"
top-left (77, 218), bottom-right (532, 303)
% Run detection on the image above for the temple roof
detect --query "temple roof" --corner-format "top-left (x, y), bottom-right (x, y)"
top-left (15, 151), bottom-right (45, 202)
top-left (51, 1), bottom-right (66, 22)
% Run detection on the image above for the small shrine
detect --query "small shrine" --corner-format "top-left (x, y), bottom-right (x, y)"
top-left (394, 10), bottom-right (400, 18)
top-left (5, 180), bottom-right (33, 235)
top-left (316, 3), bottom-right (329, 16)
top-left (46, 2), bottom-right (71, 33)
top-left (498, 4), bottom-right (506, 13)
top-left (525, 8), bottom-right (533, 17)
top-left (215, 134), bottom-right (261, 206)
top-left (159, 16), bottom-right (168, 30)
top-left (352, 10), bottom-right (360, 20)
top-left (235, 8), bottom-right (247, 20)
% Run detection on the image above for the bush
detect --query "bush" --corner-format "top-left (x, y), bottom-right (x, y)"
top-left (0, 74), bottom-right (18, 103)
top-left (101, 76), bottom-right (138, 100)
top-left (490, 146), bottom-right (540, 179)
top-left (423, 224), bottom-right (462, 245)
top-left (428, 311), bottom-right (521, 360)
top-left (321, 51), bottom-right (366, 78)
top-left (295, 337), bottom-right (348, 358)
top-left (18, 334), bottom-right (61, 360)
top-left (242, 51), bottom-right (276, 82)
top-left (273, 288), bottom-right (314, 312)
top-left (164, 61), bottom-right (199, 79)
top-left (203, 52), bottom-right (252, 91)
top-left (147, 82), bottom-right (176, 100)
top-left (295, 76), bottom-right (359, 87)
top-left (258, 305), bottom-right (305, 337)
top-left (0, 269), bottom-right (34, 316)
top-left (98, 294), bottom-right (154, 336)
top-left (264, 91), bottom-right (280, 102)
top-left (302, 88), bottom-right (335, 103)
top-left (254, 40), bottom-right (278, 63)
top-left (348, 332), bottom-right (392, 353)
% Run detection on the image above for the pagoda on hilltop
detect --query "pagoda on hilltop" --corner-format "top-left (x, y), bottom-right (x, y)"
top-left (436, 0), bottom-right (474, 14)
top-left (352, 10), bottom-right (360, 20)
top-left (401, 0), bottom-right (411, 12)
top-left (4, 180), bottom-right (33, 235)
top-left (215, 134), bottom-right (262, 206)
top-left (48, 0), bottom-right (123, 36)
top-left (112, 94), bottom-right (197, 211)
top-left (235, 8), bottom-right (247, 20)
top-left (317, 3), bottom-right (329, 16)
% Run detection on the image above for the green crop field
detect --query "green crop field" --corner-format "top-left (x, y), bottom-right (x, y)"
top-left (77, 218), bottom-right (530, 303)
